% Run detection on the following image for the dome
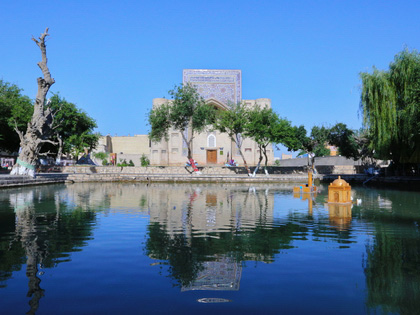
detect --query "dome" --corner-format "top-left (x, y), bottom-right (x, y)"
top-left (331, 176), bottom-right (349, 187)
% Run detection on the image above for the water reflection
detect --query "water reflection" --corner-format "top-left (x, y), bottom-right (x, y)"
top-left (0, 185), bottom-right (99, 314)
top-left (356, 187), bottom-right (420, 314)
top-left (0, 183), bottom-right (419, 314)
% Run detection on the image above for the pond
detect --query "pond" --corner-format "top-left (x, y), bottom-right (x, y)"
top-left (0, 182), bottom-right (419, 314)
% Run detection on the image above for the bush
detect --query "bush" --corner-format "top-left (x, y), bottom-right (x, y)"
top-left (128, 160), bottom-right (134, 167)
top-left (102, 159), bottom-right (108, 166)
top-left (117, 159), bottom-right (128, 167)
top-left (140, 154), bottom-right (150, 167)
top-left (94, 152), bottom-right (108, 160)
top-left (274, 159), bottom-right (281, 166)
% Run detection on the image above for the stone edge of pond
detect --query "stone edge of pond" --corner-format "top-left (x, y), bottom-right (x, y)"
top-left (1, 173), bottom-right (419, 189)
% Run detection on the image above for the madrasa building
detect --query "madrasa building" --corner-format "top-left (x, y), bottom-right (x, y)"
top-left (97, 69), bottom-right (274, 166)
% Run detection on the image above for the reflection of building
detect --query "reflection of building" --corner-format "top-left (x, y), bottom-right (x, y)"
top-left (147, 184), bottom-right (275, 238)
top-left (326, 203), bottom-right (352, 231)
top-left (181, 256), bottom-right (241, 291)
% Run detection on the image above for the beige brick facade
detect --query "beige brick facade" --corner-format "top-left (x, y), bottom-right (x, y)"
top-left (96, 70), bottom-right (274, 167)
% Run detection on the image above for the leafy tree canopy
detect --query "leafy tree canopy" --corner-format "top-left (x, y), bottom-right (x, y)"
top-left (327, 123), bottom-right (360, 160)
top-left (245, 105), bottom-right (296, 168)
top-left (148, 83), bottom-right (215, 160)
top-left (40, 93), bottom-right (99, 158)
top-left (360, 48), bottom-right (420, 164)
top-left (0, 80), bottom-right (33, 153)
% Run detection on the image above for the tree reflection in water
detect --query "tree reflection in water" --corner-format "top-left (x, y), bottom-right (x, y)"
top-left (0, 183), bottom-right (419, 313)
top-left (145, 185), bottom-right (307, 289)
top-left (0, 185), bottom-right (100, 314)
top-left (358, 188), bottom-right (420, 314)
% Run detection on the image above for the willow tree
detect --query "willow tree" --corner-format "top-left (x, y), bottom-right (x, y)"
top-left (360, 49), bottom-right (420, 165)
top-left (148, 83), bottom-right (215, 163)
top-left (11, 28), bottom-right (56, 177)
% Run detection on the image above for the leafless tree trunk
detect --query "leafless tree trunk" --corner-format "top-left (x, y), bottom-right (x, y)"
top-left (11, 28), bottom-right (56, 177)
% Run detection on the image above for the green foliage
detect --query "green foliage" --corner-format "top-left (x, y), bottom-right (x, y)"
top-left (94, 152), bottom-right (108, 160)
top-left (213, 101), bottom-right (251, 171)
top-left (140, 154), bottom-right (150, 167)
top-left (102, 159), bottom-right (108, 166)
top-left (0, 80), bottom-right (33, 153)
top-left (327, 123), bottom-right (360, 159)
top-left (148, 83), bottom-right (215, 159)
top-left (274, 159), bottom-right (281, 166)
top-left (214, 102), bottom-right (248, 140)
top-left (42, 93), bottom-right (99, 158)
top-left (245, 105), bottom-right (295, 168)
top-left (303, 126), bottom-right (330, 156)
top-left (117, 159), bottom-right (128, 167)
top-left (360, 49), bottom-right (420, 164)
top-left (116, 159), bottom-right (134, 167)
top-left (294, 125), bottom-right (331, 167)
top-left (148, 103), bottom-right (171, 142)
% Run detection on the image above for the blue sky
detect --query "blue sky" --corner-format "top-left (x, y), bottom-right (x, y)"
top-left (1, 1), bottom-right (420, 156)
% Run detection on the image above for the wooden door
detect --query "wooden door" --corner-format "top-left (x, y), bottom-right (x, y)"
top-left (207, 150), bottom-right (217, 164)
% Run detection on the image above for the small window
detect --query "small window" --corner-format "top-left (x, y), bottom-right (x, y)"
top-left (171, 133), bottom-right (179, 146)
top-left (171, 148), bottom-right (179, 153)
top-left (207, 134), bottom-right (216, 147)
top-left (245, 148), bottom-right (252, 152)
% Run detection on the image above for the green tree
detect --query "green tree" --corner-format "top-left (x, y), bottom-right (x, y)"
top-left (297, 125), bottom-right (330, 169)
top-left (0, 80), bottom-right (33, 153)
top-left (40, 94), bottom-right (99, 160)
top-left (245, 105), bottom-right (296, 175)
top-left (148, 83), bottom-right (215, 161)
top-left (213, 101), bottom-right (252, 174)
top-left (327, 123), bottom-right (360, 159)
top-left (360, 49), bottom-right (420, 166)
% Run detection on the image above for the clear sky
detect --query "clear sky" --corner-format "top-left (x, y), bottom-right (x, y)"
top-left (1, 1), bottom-right (420, 155)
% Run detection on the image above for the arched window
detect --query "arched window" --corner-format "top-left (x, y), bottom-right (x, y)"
top-left (207, 134), bottom-right (216, 148)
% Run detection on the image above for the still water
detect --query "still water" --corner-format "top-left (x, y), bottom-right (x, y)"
top-left (0, 182), bottom-right (419, 314)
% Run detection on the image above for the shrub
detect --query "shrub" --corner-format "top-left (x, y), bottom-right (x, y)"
top-left (140, 154), bottom-right (150, 167)
top-left (117, 159), bottom-right (129, 167)
top-left (94, 152), bottom-right (108, 160)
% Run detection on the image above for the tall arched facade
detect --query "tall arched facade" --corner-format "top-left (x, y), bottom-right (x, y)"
top-left (150, 69), bottom-right (274, 166)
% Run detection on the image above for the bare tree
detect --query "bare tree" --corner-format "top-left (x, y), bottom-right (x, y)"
top-left (11, 28), bottom-right (57, 177)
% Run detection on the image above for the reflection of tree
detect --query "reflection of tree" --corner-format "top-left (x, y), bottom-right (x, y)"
top-left (364, 224), bottom-right (420, 314)
top-left (145, 186), bottom-right (307, 288)
top-left (146, 220), bottom-right (306, 287)
top-left (0, 186), bottom-right (98, 314)
top-left (359, 188), bottom-right (420, 314)
top-left (147, 222), bottom-right (205, 287)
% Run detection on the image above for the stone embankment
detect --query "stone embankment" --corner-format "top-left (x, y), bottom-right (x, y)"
top-left (1, 165), bottom-right (418, 188)
top-left (0, 166), bottom-right (313, 188)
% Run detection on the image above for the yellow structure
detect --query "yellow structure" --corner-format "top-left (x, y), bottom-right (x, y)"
top-left (293, 192), bottom-right (316, 215)
top-left (327, 203), bottom-right (352, 231)
top-left (293, 171), bottom-right (317, 194)
top-left (327, 176), bottom-right (351, 203)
